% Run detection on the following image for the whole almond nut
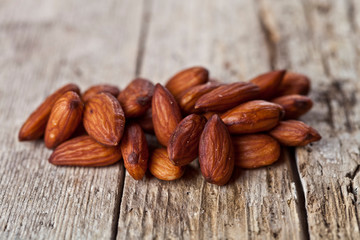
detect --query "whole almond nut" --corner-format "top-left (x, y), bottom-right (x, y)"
top-left (199, 114), bottom-right (234, 186)
top-left (45, 91), bottom-right (83, 149)
top-left (168, 114), bottom-right (207, 166)
top-left (277, 72), bottom-right (311, 96)
top-left (152, 84), bottom-right (182, 146)
top-left (82, 84), bottom-right (120, 102)
top-left (165, 66), bottom-right (209, 100)
top-left (19, 83), bottom-right (80, 141)
top-left (83, 92), bottom-right (125, 146)
top-left (232, 134), bottom-right (281, 168)
top-left (117, 78), bottom-right (155, 118)
top-left (221, 100), bottom-right (284, 134)
top-left (269, 120), bottom-right (321, 146)
top-left (250, 70), bottom-right (286, 100)
top-left (49, 135), bottom-right (122, 166)
top-left (149, 148), bottom-right (185, 181)
top-left (195, 82), bottom-right (260, 112)
top-left (271, 94), bottom-right (313, 119)
top-left (120, 123), bottom-right (148, 180)
top-left (136, 108), bottom-right (154, 133)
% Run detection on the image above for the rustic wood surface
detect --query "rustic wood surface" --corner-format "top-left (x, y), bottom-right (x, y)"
top-left (0, 0), bottom-right (358, 239)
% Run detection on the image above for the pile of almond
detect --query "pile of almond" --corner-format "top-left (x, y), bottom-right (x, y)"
top-left (19, 67), bottom-right (321, 185)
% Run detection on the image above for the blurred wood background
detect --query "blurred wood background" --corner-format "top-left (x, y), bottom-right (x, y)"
top-left (0, 0), bottom-right (359, 239)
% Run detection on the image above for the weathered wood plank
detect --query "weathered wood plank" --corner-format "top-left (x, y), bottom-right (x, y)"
top-left (0, 0), bottom-right (143, 239)
top-left (258, 0), bottom-right (360, 238)
top-left (117, 1), bottom-right (306, 239)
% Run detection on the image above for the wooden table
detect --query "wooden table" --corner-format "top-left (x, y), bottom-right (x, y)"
top-left (0, 0), bottom-right (359, 239)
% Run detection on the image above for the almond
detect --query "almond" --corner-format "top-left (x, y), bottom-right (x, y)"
top-left (117, 78), bottom-right (154, 118)
top-left (165, 66), bottom-right (209, 100)
top-left (149, 148), bottom-right (185, 181)
top-left (49, 135), bottom-right (122, 166)
top-left (271, 94), bottom-right (313, 119)
top-left (232, 134), bottom-right (281, 168)
top-left (269, 120), bottom-right (321, 146)
top-left (221, 100), bottom-right (284, 134)
top-left (120, 123), bottom-right (148, 180)
top-left (19, 83), bottom-right (80, 141)
top-left (82, 84), bottom-right (120, 102)
top-left (199, 114), bottom-right (234, 186)
top-left (136, 108), bottom-right (154, 133)
top-left (44, 91), bottom-right (83, 149)
top-left (277, 72), bottom-right (311, 96)
top-left (250, 70), bottom-right (286, 99)
top-left (83, 92), bottom-right (125, 146)
top-left (152, 84), bottom-right (182, 146)
top-left (194, 82), bottom-right (260, 112)
top-left (168, 114), bottom-right (207, 166)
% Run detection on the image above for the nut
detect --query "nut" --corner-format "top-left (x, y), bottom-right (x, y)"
top-left (277, 72), bottom-right (311, 96)
top-left (271, 94), bottom-right (313, 119)
top-left (82, 84), bottom-right (120, 102)
top-left (149, 148), bottom-right (185, 181)
top-left (136, 108), bottom-right (154, 133)
top-left (250, 70), bottom-right (286, 100)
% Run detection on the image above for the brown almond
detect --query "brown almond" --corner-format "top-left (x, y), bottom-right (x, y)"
top-left (271, 94), bottom-right (313, 119)
top-left (136, 108), bottom-right (154, 133)
top-left (168, 114), bottom-right (207, 166)
top-left (45, 91), bottom-right (83, 149)
top-left (19, 83), bottom-right (80, 141)
top-left (83, 92), bottom-right (125, 146)
top-left (149, 148), bottom-right (185, 181)
top-left (277, 72), bottom-right (311, 96)
top-left (250, 70), bottom-right (286, 99)
top-left (199, 114), bottom-right (234, 186)
top-left (49, 135), bottom-right (122, 166)
top-left (120, 123), bottom-right (148, 180)
top-left (152, 84), bottom-right (182, 146)
top-left (232, 134), bottom-right (281, 169)
top-left (165, 66), bottom-right (209, 100)
top-left (221, 100), bottom-right (284, 134)
top-left (82, 84), bottom-right (120, 102)
top-left (117, 78), bottom-right (155, 118)
top-left (269, 120), bottom-right (321, 146)
top-left (195, 82), bottom-right (260, 112)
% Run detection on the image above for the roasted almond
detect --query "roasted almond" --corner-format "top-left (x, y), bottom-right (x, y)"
top-left (49, 135), bottom-right (122, 166)
top-left (165, 66), bottom-right (209, 100)
top-left (232, 134), bottom-right (281, 169)
top-left (44, 91), bottom-right (83, 149)
top-left (199, 114), bottom-right (234, 186)
top-left (149, 148), bottom-right (185, 181)
top-left (221, 100), bottom-right (284, 134)
top-left (168, 114), bottom-right (207, 166)
top-left (83, 92), bottom-right (125, 146)
top-left (194, 82), bottom-right (260, 112)
top-left (117, 78), bottom-right (155, 118)
top-left (136, 108), bottom-right (154, 133)
top-left (271, 94), bottom-right (313, 119)
top-left (120, 123), bottom-right (148, 180)
top-left (250, 70), bottom-right (286, 100)
top-left (82, 84), bottom-right (120, 102)
top-left (152, 84), bottom-right (182, 146)
top-left (277, 72), bottom-right (311, 96)
top-left (269, 120), bottom-right (321, 146)
top-left (19, 83), bottom-right (80, 141)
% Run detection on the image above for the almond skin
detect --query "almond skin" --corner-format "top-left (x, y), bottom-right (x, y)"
top-left (82, 84), bottom-right (120, 102)
top-left (83, 92), bottom-right (125, 146)
top-left (271, 94), bottom-right (313, 119)
top-left (49, 135), bottom-right (122, 166)
top-left (168, 114), bottom-right (207, 166)
top-left (194, 82), bottom-right (260, 112)
top-left (120, 123), bottom-right (148, 180)
top-left (117, 78), bottom-right (155, 118)
top-left (152, 84), bottom-right (182, 146)
top-left (199, 114), bottom-right (234, 186)
top-left (232, 134), bottom-right (281, 169)
top-left (221, 100), bottom-right (284, 134)
top-left (19, 83), bottom-right (80, 141)
top-left (165, 66), bottom-right (209, 100)
top-left (136, 108), bottom-right (154, 133)
top-left (277, 72), bottom-right (311, 96)
top-left (44, 91), bottom-right (83, 149)
top-left (250, 70), bottom-right (286, 100)
top-left (149, 148), bottom-right (185, 181)
top-left (269, 120), bottom-right (321, 146)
